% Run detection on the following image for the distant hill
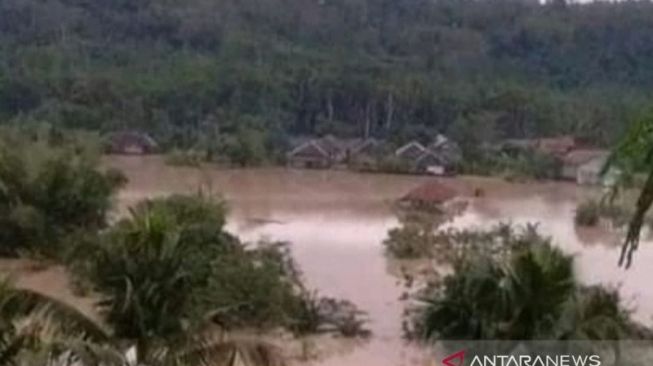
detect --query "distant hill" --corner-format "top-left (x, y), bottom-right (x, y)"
top-left (0, 0), bottom-right (652, 151)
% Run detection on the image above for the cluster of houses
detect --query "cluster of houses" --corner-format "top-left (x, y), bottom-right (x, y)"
top-left (286, 134), bottom-right (463, 176)
top-left (500, 135), bottom-right (618, 186)
top-left (104, 130), bottom-right (618, 186)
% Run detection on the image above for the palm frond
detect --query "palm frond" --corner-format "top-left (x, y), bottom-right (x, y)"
top-left (162, 329), bottom-right (287, 366)
top-left (8, 287), bottom-right (110, 342)
top-left (619, 169), bottom-right (653, 268)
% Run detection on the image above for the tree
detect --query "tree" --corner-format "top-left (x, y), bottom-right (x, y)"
top-left (0, 276), bottom-right (286, 366)
top-left (607, 111), bottom-right (653, 268)
top-left (412, 231), bottom-right (644, 341)
top-left (0, 127), bottom-right (126, 258)
top-left (70, 194), bottom-right (303, 365)
top-left (0, 279), bottom-right (121, 366)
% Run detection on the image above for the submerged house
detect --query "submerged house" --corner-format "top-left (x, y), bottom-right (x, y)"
top-left (286, 140), bottom-right (333, 168)
top-left (287, 135), bottom-right (371, 168)
top-left (561, 149), bottom-right (618, 186)
top-left (348, 138), bottom-right (386, 169)
top-left (416, 151), bottom-right (448, 175)
top-left (427, 134), bottom-right (463, 167)
top-left (105, 131), bottom-right (158, 155)
top-left (396, 141), bottom-right (427, 161)
top-left (534, 135), bottom-right (578, 158)
top-left (400, 180), bottom-right (457, 207)
top-left (395, 135), bottom-right (460, 175)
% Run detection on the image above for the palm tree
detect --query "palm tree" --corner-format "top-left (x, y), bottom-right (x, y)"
top-left (557, 286), bottom-right (638, 340)
top-left (0, 278), bottom-right (122, 366)
top-left (71, 195), bottom-right (287, 366)
top-left (0, 277), bottom-right (283, 366)
top-left (416, 239), bottom-right (640, 341)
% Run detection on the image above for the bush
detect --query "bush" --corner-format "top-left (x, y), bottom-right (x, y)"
top-left (71, 194), bottom-right (367, 337)
top-left (164, 148), bottom-right (204, 166)
top-left (573, 198), bottom-right (653, 229)
top-left (376, 155), bottom-right (413, 174)
top-left (575, 200), bottom-right (600, 226)
top-left (0, 129), bottom-right (125, 258)
top-left (464, 148), bottom-right (561, 180)
top-left (384, 223), bottom-right (438, 259)
top-left (383, 218), bottom-right (544, 262)
top-left (409, 227), bottom-right (647, 341)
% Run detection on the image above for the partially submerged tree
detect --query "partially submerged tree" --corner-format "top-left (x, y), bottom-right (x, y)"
top-left (410, 228), bottom-right (645, 341)
top-left (0, 128), bottom-right (126, 258)
top-left (70, 194), bottom-right (365, 365)
top-left (607, 112), bottom-right (653, 268)
top-left (70, 194), bottom-right (285, 364)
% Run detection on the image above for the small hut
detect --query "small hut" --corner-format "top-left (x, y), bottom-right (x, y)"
top-left (400, 180), bottom-right (457, 208)
top-left (106, 131), bottom-right (158, 155)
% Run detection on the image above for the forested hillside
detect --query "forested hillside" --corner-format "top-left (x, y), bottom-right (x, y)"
top-left (1, 0), bottom-right (653, 155)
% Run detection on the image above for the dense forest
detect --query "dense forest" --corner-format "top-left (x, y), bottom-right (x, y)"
top-left (1, 0), bottom-right (653, 159)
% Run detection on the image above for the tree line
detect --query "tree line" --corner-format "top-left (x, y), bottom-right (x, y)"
top-left (0, 0), bottom-right (652, 163)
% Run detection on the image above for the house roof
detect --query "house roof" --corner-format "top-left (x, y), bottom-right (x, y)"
top-left (318, 135), bottom-right (347, 155)
top-left (395, 141), bottom-right (427, 160)
top-left (288, 140), bottom-right (329, 158)
top-left (401, 181), bottom-right (457, 204)
top-left (431, 134), bottom-right (451, 149)
top-left (107, 131), bottom-right (158, 148)
top-left (562, 149), bottom-right (609, 166)
top-left (350, 138), bottom-right (381, 155)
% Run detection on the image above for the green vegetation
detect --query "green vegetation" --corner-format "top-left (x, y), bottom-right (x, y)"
top-left (409, 228), bottom-right (647, 341)
top-left (384, 216), bottom-right (544, 262)
top-left (70, 194), bottom-right (366, 340)
top-left (609, 110), bottom-right (653, 268)
top-left (1, 0), bottom-right (653, 164)
top-left (0, 278), bottom-right (286, 366)
top-left (460, 145), bottom-right (562, 180)
top-left (0, 279), bottom-right (120, 366)
top-left (0, 127), bottom-right (125, 258)
top-left (164, 148), bottom-right (205, 167)
top-left (0, 129), bottom-right (366, 365)
top-left (575, 200), bottom-right (600, 227)
top-left (574, 197), bottom-right (653, 229)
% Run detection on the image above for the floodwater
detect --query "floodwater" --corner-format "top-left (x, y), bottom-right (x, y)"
top-left (101, 156), bottom-right (653, 365)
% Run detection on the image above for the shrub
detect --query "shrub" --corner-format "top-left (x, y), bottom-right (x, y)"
top-left (71, 194), bottom-right (367, 338)
top-left (376, 155), bottom-right (413, 174)
top-left (575, 200), bottom-right (600, 226)
top-left (409, 227), bottom-right (647, 341)
top-left (383, 218), bottom-right (544, 262)
top-left (0, 131), bottom-right (125, 258)
top-left (384, 223), bottom-right (438, 259)
top-left (164, 148), bottom-right (204, 166)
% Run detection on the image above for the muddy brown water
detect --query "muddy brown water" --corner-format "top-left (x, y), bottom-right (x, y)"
top-left (6, 155), bottom-right (653, 366)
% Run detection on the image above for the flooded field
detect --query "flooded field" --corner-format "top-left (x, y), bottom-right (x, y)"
top-left (99, 156), bottom-right (653, 366)
top-left (6, 155), bottom-right (652, 366)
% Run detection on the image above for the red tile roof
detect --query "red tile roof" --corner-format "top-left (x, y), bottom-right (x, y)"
top-left (401, 181), bottom-right (457, 204)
